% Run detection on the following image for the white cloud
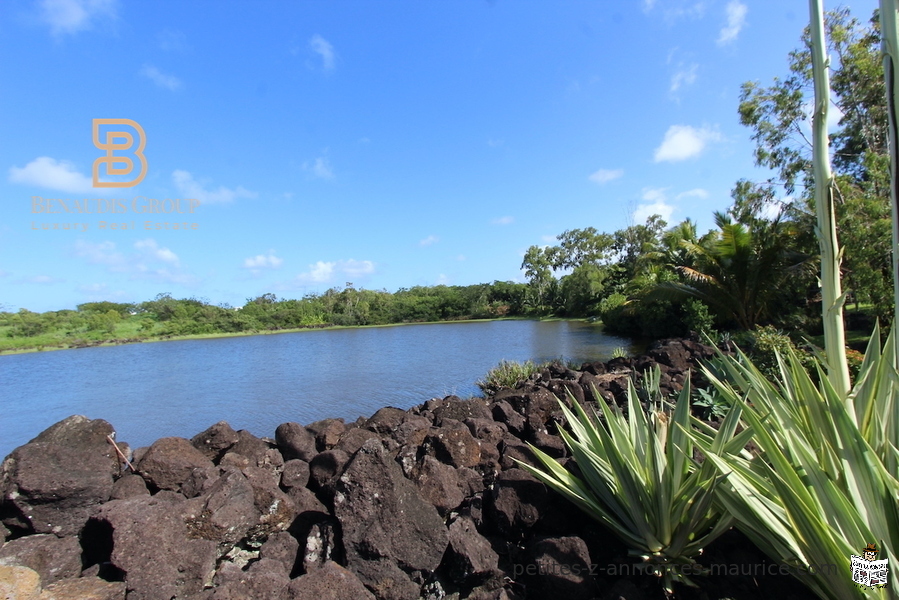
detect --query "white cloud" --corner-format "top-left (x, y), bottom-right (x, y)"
top-left (487, 138), bottom-right (504, 148)
top-left (39, 0), bottom-right (117, 36)
top-left (435, 274), bottom-right (450, 286)
top-left (294, 259), bottom-right (374, 286)
top-left (302, 157), bottom-right (334, 180)
top-left (134, 239), bottom-right (179, 265)
top-left (646, 1), bottom-right (706, 21)
top-left (492, 216), bottom-right (514, 225)
top-left (717, 1), bottom-right (747, 45)
top-left (74, 240), bottom-right (126, 268)
top-left (309, 34), bottom-right (336, 71)
top-left (140, 64), bottom-right (181, 91)
top-left (341, 259), bottom-right (375, 278)
top-left (675, 188), bottom-right (709, 200)
top-left (419, 235), bottom-right (439, 247)
top-left (653, 125), bottom-right (721, 162)
top-left (300, 261), bottom-right (335, 284)
top-left (589, 168), bottom-right (623, 184)
top-left (172, 170), bottom-right (257, 205)
top-left (243, 253), bottom-right (283, 269)
top-left (670, 63), bottom-right (698, 93)
top-left (9, 157), bottom-right (95, 193)
top-left (634, 188), bottom-right (676, 224)
top-left (74, 238), bottom-right (194, 284)
top-left (456, 254), bottom-right (466, 261)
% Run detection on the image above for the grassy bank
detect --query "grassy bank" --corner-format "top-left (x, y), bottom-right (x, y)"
top-left (0, 315), bottom-right (573, 356)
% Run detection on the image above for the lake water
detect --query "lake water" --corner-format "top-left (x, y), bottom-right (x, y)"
top-left (0, 319), bottom-right (637, 458)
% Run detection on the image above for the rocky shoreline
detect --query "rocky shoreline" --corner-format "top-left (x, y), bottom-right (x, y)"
top-left (0, 338), bottom-right (818, 600)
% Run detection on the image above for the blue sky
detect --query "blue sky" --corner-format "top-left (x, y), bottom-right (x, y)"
top-left (0, 0), bottom-right (880, 312)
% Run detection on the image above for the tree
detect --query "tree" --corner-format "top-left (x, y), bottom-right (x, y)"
top-left (548, 228), bottom-right (614, 270)
top-left (738, 7), bottom-right (894, 327)
top-left (649, 217), bottom-right (814, 330)
top-left (520, 245), bottom-right (556, 313)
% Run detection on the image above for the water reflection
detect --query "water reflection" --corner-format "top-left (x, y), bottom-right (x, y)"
top-left (0, 320), bottom-right (636, 457)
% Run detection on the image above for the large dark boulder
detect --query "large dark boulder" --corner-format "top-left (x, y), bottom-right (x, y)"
top-left (346, 558), bottom-right (420, 600)
top-left (426, 420), bottom-right (481, 469)
top-left (487, 468), bottom-right (548, 538)
top-left (0, 534), bottom-right (81, 584)
top-left (493, 386), bottom-right (558, 425)
top-left (389, 415), bottom-right (431, 447)
top-left (242, 466), bottom-right (297, 541)
top-left (364, 407), bottom-right (408, 435)
top-left (280, 459), bottom-right (310, 489)
top-left (36, 577), bottom-right (126, 600)
top-left (136, 437), bottom-right (214, 492)
top-left (308, 450), bottom-right (350, 494)
top-left (186, 466), bottom-right (257, 544)
top-left (230, 430), bottom-right (283, 469)
top-left (334, 428), bottom-right (388, 456)
top-left (431, 396), bottom-right (493, 425)
top-left (94, 491), bottom-right (218, 600)
top-left (444, 515), bottom-right (500, 585)
top-left (190, 421), bottom-right (240, 462)
top-left (409, 455), bottom-right (466, 516)
top-left (648, 339), bottom-right (692, 372)
top-left (490, 401), bottom-right (526, 437)
top-left (259, 531), bottom-right (300, 575)
top-left (1, 416), bottom-right (119, 536)
top-left (109, 474), bottom-right (149, 500)
top-left (206, 557), bottom-right (291, 599)
top-left (521, 536), bottom-right (598, 600)
top-left (275, 423), bottom-right (317, 462)
top-left (305, 418), bottom-right (346, 452)
top-left (333, 439), bottom-right (449, 591)
top-left (498, 434), bottom-right (541, 471)
top-left (286, 561), bottom-right (375, 600)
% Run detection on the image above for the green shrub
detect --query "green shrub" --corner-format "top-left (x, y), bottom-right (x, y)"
top-left (732, 325), bottom-right (814, 380)
top-left (690, 326), bottom-right (899, 600)
top-left (476, 359), bottom-right (542, 396)
top-left (519, 370), bottom-right (734, 594)
top-left (682, 299), bottom-right (716, 335)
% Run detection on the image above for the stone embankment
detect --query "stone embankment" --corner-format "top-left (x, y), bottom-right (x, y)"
top-left (0, 338), bottom-right (797, 600)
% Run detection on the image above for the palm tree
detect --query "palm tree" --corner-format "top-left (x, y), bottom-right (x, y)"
top-left (646, 215), bottom-right (814, 330)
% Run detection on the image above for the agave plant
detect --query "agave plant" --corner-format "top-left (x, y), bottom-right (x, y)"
top-left (516, 368), bottom-right (738, 594)
top-left (686, 329), bottom-right (899, 600)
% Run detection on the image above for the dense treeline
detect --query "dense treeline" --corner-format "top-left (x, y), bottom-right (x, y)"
top-left (0, 282), bottom-right (534, 349)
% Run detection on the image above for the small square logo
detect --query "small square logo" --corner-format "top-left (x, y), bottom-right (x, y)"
top-left (851, 543), bottom-right (889, 589)
top-left (92, 119), bottom-right (147, 188)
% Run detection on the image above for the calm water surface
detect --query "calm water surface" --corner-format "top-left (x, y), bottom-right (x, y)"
top-left (0, 320), bottom-right (636, 458)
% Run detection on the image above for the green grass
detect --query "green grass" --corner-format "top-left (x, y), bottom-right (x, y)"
top-left (477, 359), bottom-right (544, 395)
top-left (806, 328), bottom-right (873, 349)
top-left (0, 316), bottom-right (536, 355)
